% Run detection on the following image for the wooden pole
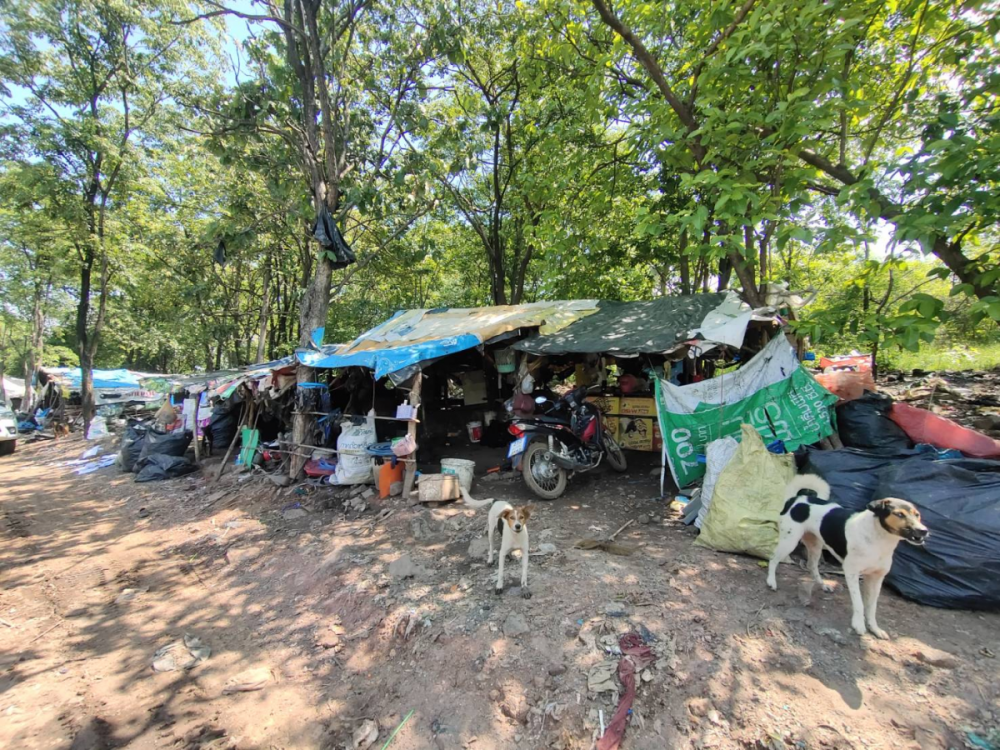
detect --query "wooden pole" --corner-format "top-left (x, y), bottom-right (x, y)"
top-left (192, 398), bottom-right (201, 463)
top-left (214, 401), bottom-right (247, 484)
top-left (401, 372), bottom-right (422, 498)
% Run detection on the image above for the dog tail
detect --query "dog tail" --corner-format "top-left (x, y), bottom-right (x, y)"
top-left (459, 487), bottom-right (494, 509)
top-left (785, 473), bottom-right (831, 501)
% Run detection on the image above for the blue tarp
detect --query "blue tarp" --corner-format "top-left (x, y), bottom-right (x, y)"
top-left (61, 368), bottom-right (143, 390)
top-left (297, 334), bottom-right (482, 379)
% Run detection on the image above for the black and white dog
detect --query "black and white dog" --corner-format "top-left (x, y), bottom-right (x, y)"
top-left (767, 474), bottom-right (928, 639)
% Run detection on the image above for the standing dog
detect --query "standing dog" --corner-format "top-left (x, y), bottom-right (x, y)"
top-left (460, 488), bottom-right (533, 598)
top-left (767, 474), bottom-right (928, 639)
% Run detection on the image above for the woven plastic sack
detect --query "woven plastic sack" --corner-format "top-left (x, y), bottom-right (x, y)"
top-left (696, 424), bottom-right (795, 559)
top-left (694, 436), bottom-right (739, 530)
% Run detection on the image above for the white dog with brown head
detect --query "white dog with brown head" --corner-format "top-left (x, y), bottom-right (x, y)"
top-left (461, 488), bottom-right (533, 598)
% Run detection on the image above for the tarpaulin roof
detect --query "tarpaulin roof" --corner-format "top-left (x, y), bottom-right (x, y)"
top-left (297, 301), bottom-right (599, 378)
top-left (52, 368), bottom-right (144, 390)
top-left (1, 376), bottom-right (25, 400)
top-left (513, 292), bottom-right (757, 356)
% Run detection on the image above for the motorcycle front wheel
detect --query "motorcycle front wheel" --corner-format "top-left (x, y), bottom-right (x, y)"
top-left (522, 440), bottom-right (568, 500)
top-left (603, 434), bottom-right (628, 472)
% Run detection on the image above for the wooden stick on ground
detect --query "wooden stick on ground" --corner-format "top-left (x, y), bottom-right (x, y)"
top-left (609, 519), bottom-right (635, 541)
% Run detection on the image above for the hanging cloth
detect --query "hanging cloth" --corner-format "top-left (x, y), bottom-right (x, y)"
top-left (312, 205), bottom-right (356, 269)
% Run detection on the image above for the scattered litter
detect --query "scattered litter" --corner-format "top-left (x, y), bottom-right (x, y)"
top-left (966, 732), bottom-right (998, 750)
top-left (352, 719), bottom-right (379, 749)
top-left (222, 666), bottom-right (274, 694)
top-left (587, 660), bottom-right (618, 694)
top-left (380, 709), bottom-right (414, 749)
top-left (71, 454), bottom-right (117, 475)
top-left (81, 446), bottom-right (100, 459)
top-left (597, 633), bottom-right (657, 750)
top-left (151, 634), bottom-right (211, 672)
top-left (114, 587), bottom-right (148, 605)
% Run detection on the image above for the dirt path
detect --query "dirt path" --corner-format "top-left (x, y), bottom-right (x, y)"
top-left (2, 437), bottom-right (998, 750)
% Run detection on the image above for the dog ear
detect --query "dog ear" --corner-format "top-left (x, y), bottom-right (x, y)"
top-left (521, 505), bottom-right (534, 520)
top-left (867, 498), bottom-right (892, 518)
top-left (500, 508), bottom-right (512, 522)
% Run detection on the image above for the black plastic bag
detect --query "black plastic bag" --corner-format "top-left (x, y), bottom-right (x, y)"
top-left (134, 453), bottom-right (199, 483)
top-left (118, 421), bottom-right (148, 473)
top-left (798, 446), bottom-right (934, 511)
top-left (836, 392), bottom-right (911, 454)
top-left (875, 458), bottom-right (1000, 610)
top-left (312, 205), bottom-right (356, 269)
top-left (138, 428), bottom-right (192, 461)
top-left (209, 406), bottom-right (238, 450)
top-left (214, 240), bottom-right (227, 266)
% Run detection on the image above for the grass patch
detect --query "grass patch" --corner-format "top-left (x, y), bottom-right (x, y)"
top-left (881, 342), bottom-right (1000, 373)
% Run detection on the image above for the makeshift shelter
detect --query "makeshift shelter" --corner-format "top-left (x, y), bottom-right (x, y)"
top-left (41, 367), bottom-right (163, 408)
top-left (286, 293), bottom-right (783, 493)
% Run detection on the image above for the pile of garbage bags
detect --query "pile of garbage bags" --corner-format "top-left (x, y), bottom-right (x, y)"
top-left (692, 387), bottom-right (1000, 611)
top-left (118, 420), bottom-right (197, 482)
top-left (800, 446), bottom-right (1000, 610)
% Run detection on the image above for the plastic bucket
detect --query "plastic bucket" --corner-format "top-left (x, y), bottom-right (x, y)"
top-left (466, 421), bottom-right (483, 444)
top-left (440, 458), bottom-right (475, 490)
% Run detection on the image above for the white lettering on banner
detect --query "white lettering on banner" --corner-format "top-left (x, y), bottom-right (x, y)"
top-left (669, 427), bottom-right (695, 464)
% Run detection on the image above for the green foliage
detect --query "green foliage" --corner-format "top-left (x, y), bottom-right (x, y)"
top-left (0, 0), bottom-right (997, 377)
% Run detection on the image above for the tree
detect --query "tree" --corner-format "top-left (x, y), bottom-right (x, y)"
top-left (580, 0), bottom-right (999, 318)
top-left (180, 0), bottom-right (442, 473)
top-left (0, 165), bottom-right (75, 408)
top-left (1, 0), bottom-right (206, 433)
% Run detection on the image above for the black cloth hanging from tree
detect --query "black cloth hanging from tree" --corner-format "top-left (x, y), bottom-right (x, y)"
top-left (312, 205), bottom-right (356, 269)
top-left (213, 240), bottom-right (227, 266)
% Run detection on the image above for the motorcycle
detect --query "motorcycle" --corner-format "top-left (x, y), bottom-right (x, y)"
top-left (506, 386), bottom-right (627, 500)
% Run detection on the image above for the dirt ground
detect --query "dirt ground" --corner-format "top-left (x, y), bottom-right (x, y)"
top-left (2, 436), bottom-right (998, 750)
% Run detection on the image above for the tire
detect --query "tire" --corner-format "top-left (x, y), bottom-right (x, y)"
top-left (522, 440), bottom-right (567, 500)
top-left (0, 440), bottom-right (15, 457)
top-left (603, 434), bottom-right (627, 472)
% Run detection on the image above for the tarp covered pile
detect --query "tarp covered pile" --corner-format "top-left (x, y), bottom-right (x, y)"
top-left (801, 447), bottom-right (1000, 610)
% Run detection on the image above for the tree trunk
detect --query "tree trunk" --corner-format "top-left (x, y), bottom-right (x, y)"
top-left (76, 246), bottom-right (95, 436)
top-left (678, 229), bottom-right (691, 295)
top-left (290, 249), bottom-right (335, 478)
top-left (24, 282), bottom-right (46, 412)
top-left (80, 349), bottom-right (95, 436)
top-left (256, 254), bottom-right (272, 364)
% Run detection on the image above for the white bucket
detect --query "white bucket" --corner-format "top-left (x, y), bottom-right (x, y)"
top-left (440, 458), bottom-right (475, 491)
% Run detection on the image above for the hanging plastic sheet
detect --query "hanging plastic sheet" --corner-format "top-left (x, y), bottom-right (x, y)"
top-left (312, 206), bottom-right (356, 269)
top-left (655, 336), bottom-right (837, 488)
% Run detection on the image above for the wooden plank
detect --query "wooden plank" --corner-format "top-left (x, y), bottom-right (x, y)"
top-left (401, 373), bottom-right (422, 499)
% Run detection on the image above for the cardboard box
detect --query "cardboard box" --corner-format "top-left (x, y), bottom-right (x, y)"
top-left (619, 415), bottom-right (655, 451)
